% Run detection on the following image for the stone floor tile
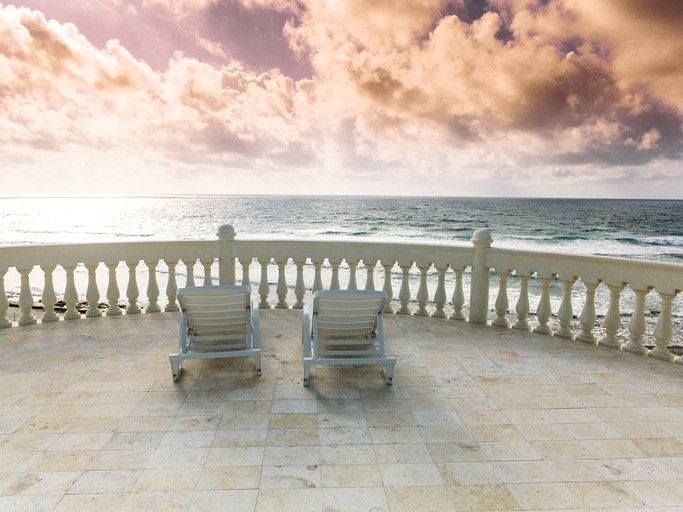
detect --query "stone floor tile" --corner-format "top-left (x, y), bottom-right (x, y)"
top-left (213, 427), bottom-right (268, 447)
top-left (146, 447), bottom-right (209, 468)
top-left (447, 483), bottom-right (521, 511)
top-left (438, 461), bottom-right (502, 485)
top-left (508, 482), bottom-right (582, 509)
top-left (260, 465), bottom-right (320, 489)
top-left (196, 466), bottom-right (262, 490)
top-left (317, 399), bottom-right (364, 413)
top-left (494, 461), bottom-right (560, 484)
top-left (624, 480), bottom-right (683, 510)
top-left (122, 491), bottom-right (193, 511)
top-left (0, 494), bottom-right (62, 512)
top-left (189, 489), bottom-right (258, 512)
top-left (373, 442), bottom-right (432, 464)
top-left (268, 413), bottom-right (317, 429)
top-left (318, 412), bottom-right (367, 429)
top-left (264, 445), bottom-right (320, 466)
top-left (133, 467), bottom-right (202, 492)
top-left (266, 427), bottom-right (319, 446)
top-left (254, 488), bottom-right (321, 512)
top-left (205, 446), bottom-right (265, 467)
top-left (368, 426), bottom-right (423, 444)
top-left (321, 487), bottom-right (388, 512)
top-left (568, 481), bottom-right (646, 508)
top-left (320, 444), bottom-right (375, 465)
top-left (385, 486), bottom-right (455, 512)
top-left (379, 463), bottom-right (443, 486)
top-left (271, 399), bottom-right (318, 414)
top-left (48, 432), bottom-right (113, 451)
top-left (68, 469), bottom-right (141, 494)
top-left (0, 471), bottom-right (81, 496)
top-left (321, 464), bottom-right (382, 487)
top-left (365, 412), bottom-right (415, 427)
top-left (479, 441), bottom-right (541, 462)
top-left (318, 426), bottom-right (371, 445)
top-left (51, 493), bottom-right (129, 512)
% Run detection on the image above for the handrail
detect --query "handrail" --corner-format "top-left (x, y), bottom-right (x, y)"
top-left (1, 224), bottom-right (681, 364)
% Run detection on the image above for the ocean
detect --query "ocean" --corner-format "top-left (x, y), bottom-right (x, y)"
top-left (1, 195), bottom-right (682, 343)
top-left (2, 196), bottom-right (682, 260)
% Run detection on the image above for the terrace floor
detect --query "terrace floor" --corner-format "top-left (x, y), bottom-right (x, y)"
top-left (2, 310), bottom-right (683, 512)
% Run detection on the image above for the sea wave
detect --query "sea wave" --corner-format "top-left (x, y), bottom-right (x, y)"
top-left (616, 236), bottom-right (683, 247)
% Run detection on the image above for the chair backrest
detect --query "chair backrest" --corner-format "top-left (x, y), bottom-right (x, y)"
top-left (313, 290), bottom-right (387, 337)
top-left (178, 285), bottom-right (250, 333)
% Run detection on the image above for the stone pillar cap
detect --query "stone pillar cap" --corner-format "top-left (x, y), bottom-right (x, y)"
top-left (217, 224), bottom-right (236, 239)
top-left (471, 228), bottom-right (492, 244)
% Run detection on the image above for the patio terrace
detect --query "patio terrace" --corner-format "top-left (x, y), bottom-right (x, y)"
top-left (2, 309), bottom-right (683, 511)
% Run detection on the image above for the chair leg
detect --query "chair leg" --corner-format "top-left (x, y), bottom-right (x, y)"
top-left (383, 360), bottom-right (395, 385)
top-left (170, 358), bottom-right (181, 382)
top-left (255, 354), bottom-right (262, 377)
top-left (303, 360), bottom-right (312, 387)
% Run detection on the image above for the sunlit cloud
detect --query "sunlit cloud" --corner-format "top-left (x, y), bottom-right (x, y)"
top-left (1, 0), bottom-right (682, 197)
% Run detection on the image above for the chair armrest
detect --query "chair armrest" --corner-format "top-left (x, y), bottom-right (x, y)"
top-left (302, 312), bottom-right (312, 357)
top-left (250, 304), bottom-right (261, 349)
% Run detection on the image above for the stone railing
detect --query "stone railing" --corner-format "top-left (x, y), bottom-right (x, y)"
top-left (1, 225), bottom-right (681, 364)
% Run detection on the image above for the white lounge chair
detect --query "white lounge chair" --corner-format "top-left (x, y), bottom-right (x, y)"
top-left (302, 290), bottom-right (395, 386)
top-left (169, 285), bottom-right (261, 382)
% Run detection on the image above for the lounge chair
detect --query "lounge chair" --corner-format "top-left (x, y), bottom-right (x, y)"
top-left (303, 290), bottom-right (395, 386)
top-left (169, 285), bottom-right (261, 381)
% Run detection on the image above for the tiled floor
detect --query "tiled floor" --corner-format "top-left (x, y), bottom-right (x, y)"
top-left (2, 309), bottom-right (683, 511)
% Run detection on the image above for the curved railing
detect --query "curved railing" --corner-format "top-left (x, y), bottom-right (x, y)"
top-left (1, 225), bottom-right (681, 364)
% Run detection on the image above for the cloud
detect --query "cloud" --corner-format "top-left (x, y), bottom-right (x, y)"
top-left (1, 0), bottom-right (682, 197)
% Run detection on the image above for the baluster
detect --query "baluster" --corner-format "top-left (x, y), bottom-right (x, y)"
top-left (416, 263), bottom-right (431, 316)
top-left (126, 261), bottom-right (141, 314)
top-left (294, 259), bottom-right (305, 309)
top-left (599, 284), bottom-right (624, 348)
top-left (450, 266), bottom-right (466, 321)
top-left (201, 259), bottom-right (213, 286)
top-left (533, 274), bottom-right (555, 335)
top-left (364, 260), bottom-right (376, 290)
top-left (577, 280), bottom-right (599, 343)
top-left (276, 259), bottom-right (288, 308)
top-left (330, 260), bottom-right (341, 290)
top-left (84, 264), bottom-right (102, 318)
top-left (239, 258), bottom-right (252, 287)
top-left (623, 287), bottom-right (649, 355)
top-left (555, 277), bottom-right (576, 339)
top-left (41, 265), bottom-right (59, 323)
top-left (165, 260), bottom-right (179, 312)
top-left (492, 270), bottom-right (510, 328)
top-left (312, 259), bottom-right (323, 293)
top-left (0, 268), bottom-right (12, 328)
top-left (184, 258), bottom-right (196, 287)
top-left (146, 260), bottom-right (161, 313)
top-left (63, 266), bottom-right (80, 320)
top-left (105, 262), bottom-right (122, 316)
top-left (432, 266), bottom-right (448, 318)
top-left (397, 263), bottom-right (411, 314)
top-left (382, 261), bottom-right (395, 313)
top-left (258, 259), bottom-right (271, 308)
top-left (17, 267), bottom-right (37, 326)
top-left (513, 273), bottom-right (531, 331)
top-left (347, 260), bottom-right (358, 290)
top-left (649, 291), bottom-right (678, 362)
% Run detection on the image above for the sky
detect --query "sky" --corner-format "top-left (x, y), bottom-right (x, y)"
top-left (1, 0), bottom-right (682, 198)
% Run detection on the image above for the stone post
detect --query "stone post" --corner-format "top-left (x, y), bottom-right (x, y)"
top-left (469, 228), bottom-right (492, 325)
top-left (217, 224), bottom-right (236, 286)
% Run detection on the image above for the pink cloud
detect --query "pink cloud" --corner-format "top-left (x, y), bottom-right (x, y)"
top-left (1, 0), bottom-right (682, 197)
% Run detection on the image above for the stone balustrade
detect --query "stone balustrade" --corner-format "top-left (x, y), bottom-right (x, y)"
top-left (1, 225), bottom-right (681, 365)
